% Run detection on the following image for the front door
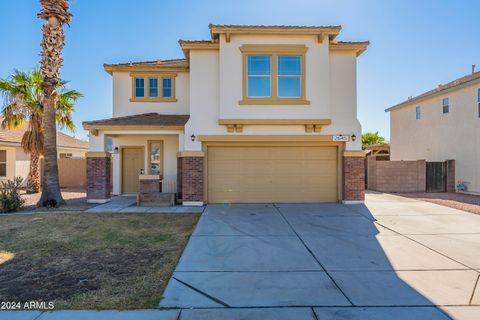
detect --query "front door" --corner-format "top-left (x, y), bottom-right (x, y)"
top-left (122, 147), bottom-right (144, 193)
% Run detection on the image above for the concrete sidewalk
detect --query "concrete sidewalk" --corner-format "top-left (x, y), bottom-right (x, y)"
top-left (2, 307), bottom-right (480, 319)
top-left (85, 196), bottom-right (204, 214)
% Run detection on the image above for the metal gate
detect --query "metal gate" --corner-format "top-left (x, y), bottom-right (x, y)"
top-left (426, 161), bottom-right (446, 192)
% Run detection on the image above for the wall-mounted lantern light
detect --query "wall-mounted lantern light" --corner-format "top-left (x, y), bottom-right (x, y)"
top-left (190, 134), bottom-right (196, 142)
top-left (113, 147), bottom-right (119, 154)
top-left (351, 134), bottom-right (357, 142)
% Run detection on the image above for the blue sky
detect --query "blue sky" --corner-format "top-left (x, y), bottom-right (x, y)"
top-left (0, 0), bottom-right (478, 140)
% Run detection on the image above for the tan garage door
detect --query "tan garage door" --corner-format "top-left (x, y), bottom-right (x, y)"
top-left (207, 145), bottom-right (338, 203)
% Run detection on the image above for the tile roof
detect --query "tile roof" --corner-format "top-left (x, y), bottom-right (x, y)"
top-left (387, 71), bottom-right (480, 111)
top-left (104, 58), bottom-right (187, 68)
top-left (0, 121), bottom-right (88, 149)
top-left (83, 113), bottom-right (190, 128)
top-left (208, 24), bottom-right (342, 30)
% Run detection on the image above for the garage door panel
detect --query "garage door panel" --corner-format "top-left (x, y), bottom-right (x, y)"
top-left (207, 146), bottom-right (338, 203)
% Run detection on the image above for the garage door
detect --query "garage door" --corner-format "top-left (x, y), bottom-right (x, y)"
top-left (207, 145), bottom-right (338, 203)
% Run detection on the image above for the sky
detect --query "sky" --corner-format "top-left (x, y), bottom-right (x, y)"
top-left (0, 0), bottom-right (479, 141)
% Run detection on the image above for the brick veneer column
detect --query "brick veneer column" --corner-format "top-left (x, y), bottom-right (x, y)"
top-left (446, 159), bottom-right (456, 193)
top-left (86, 152), bottom-right (111, 203)
top-left (177, 152), bottom-right (204, 206)
top-left (343, 153), bottom-right (365, 203)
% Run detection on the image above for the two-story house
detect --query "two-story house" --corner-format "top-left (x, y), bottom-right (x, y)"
top-left (83, 24), bottom-right (368, 206)
top-left (387, 69), bottom-right (480, 194)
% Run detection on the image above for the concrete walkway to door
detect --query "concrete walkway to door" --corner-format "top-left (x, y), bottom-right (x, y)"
top-left (160, 192), bottom-right (480, 320)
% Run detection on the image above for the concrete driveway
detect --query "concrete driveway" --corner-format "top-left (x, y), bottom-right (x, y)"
top-left (161, 192), bottom-right (480, 319)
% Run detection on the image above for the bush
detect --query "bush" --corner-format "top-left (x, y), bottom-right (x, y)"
top-left (0, 177), bottom-right (25, 213)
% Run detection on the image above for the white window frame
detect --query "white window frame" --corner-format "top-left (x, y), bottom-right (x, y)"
top-left (415, 106), bottom-right (421, 120)
top-left (277, 55), bottom-right (302, 98)
top-left (442, 97), bottom-right (449, 114)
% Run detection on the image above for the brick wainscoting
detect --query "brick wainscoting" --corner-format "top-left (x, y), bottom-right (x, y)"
top-left (177, 155), bottom-right (204, 205)
top-left (139, 179), bottom-right (160, 193)
top-left (343, 155), bottom-right (365, 202)
top-left (86, 153), bottom-right (111, 203)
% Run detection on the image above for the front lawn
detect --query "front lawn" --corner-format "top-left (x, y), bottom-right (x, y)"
top-left (0, 212), bottom-right (199, 309)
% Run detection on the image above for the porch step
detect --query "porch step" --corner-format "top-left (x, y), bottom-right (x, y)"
top-left (137, 192), bottom-right (175, 207)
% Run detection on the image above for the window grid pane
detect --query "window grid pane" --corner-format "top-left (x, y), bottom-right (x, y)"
top-left (442, 98), bottom-right (449, 114)
top-left (247, 56), bottom-right (271, 97)
top-left (277, 56), bottom-right (301, 97)
top-left (162, 78), bottom-right (172, 97)
top-left (149, 78), bottom-right (158, 97)
top-left (416, 106), bottom-right (421, 120)
top-left (135, 78), bottom-right (144, 97)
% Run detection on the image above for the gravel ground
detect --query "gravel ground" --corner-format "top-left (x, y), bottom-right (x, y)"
top-left (397, 192), bottom-right (480, 215)
top-left (20, 188), bottom-right (95, 212)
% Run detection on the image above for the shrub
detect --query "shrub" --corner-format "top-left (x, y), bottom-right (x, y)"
top-left (0, 177), bottom-right (25, 213)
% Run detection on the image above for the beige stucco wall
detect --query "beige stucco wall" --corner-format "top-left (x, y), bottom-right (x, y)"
top-left (184, 34), bottom-right (362, 151)
top-left (390, 84), bottom-right (480, 193)
top-left (57, 147), bottom-right (87, 158)
top-left (112, 71), bottom-right (190, 117)
top-left (110, 134), bottom-right (179, 195)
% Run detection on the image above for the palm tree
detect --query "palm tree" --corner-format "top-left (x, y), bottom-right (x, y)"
top-left (37, 0), bottom-right (72, 206)
top-left (362, 132), bottom-right (386, 150)
top-left (0, 69), bottom-right (80, 193)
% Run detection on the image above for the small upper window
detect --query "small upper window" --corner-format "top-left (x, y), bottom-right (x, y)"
top-left (0, 150), bottom-right (6, 177)
top-left (247, 56), bottom-right (271, 98)
top-left (135, 78), bottom-right (145, 97)
top-left (162, 78), bottom-right (172, 98)
top-left (149, 78), bottom-right (158, 97)
top-left (442, 97), bottom-right (449, 114)
top-left (415, 106), bottom-right (421, 120)
top-left (131, 75), bottom-right (176, 102)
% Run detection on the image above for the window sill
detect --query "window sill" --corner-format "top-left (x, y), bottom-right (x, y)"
top-left (239, 98), bottom-right (310, 106)
top-left (129, 98), bottom-right (177, 103)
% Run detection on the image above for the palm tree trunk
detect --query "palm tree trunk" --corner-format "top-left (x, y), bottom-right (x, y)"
top-left (27, 153), bottom-right (41, 194)
top-left (37, 1), bottom-right (71, 207)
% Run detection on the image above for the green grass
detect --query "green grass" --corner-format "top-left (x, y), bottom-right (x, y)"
top-left (0, 212), bottom-right (200, 309)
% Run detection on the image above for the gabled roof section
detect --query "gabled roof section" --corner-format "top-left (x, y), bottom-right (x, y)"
top-left (386, 71), bottom-right (480, 112)
top-left (178, 40), bottom-right (219, 58)
top-left (104, 59), bottom-right (188, 74)
top-left (209, 24), bottom-right (342, 41)
top-left (83, 113), bottom-right (189, 130)
top-left (330, 41), bottom-right (370, 57)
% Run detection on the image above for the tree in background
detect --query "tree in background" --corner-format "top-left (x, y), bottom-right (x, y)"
top-left (362, 132), bottom-right (386, 150)
top-left (37, 0), bottom-right (72, 206)
top-left (0, 69), bottom-right (81, 193)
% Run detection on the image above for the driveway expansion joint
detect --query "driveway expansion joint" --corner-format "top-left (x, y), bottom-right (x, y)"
top-left (273, 204), bottom-right (355, 306)
top-left (172, 277), bottom-right (231, 307)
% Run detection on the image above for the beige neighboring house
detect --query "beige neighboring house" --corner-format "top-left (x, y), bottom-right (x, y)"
top-left (0, 124), bottom-right (89, 183)
top-left (387, 70), bottom-right (480, 194)
top-left (84, 24), bottom-right (369, 205)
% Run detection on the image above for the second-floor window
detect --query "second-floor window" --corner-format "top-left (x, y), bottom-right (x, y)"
top-left (415, 106), bottom-right (421, 120)
top-left (240, 44), bottom-right (309, 105)
top-left (442, 97), bottom-right (449, 114)
top-left (131, 74), bottom-right (177, 102)
top-left (247, 56), bottom-right (271, 97)
top-left (149, 78), bottom-right (158, 97)
top-left (277, 56), bottom-right (301, 98)
top-left (135, 78), bottom-right (145, 97)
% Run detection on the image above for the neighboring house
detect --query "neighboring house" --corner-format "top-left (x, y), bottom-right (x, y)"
top-left (387, 69), bottom-right (480, 194)
top-left (83, 24), bottom-right (368, 205)
top-left (0, 123), bottom-right (89, 182)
